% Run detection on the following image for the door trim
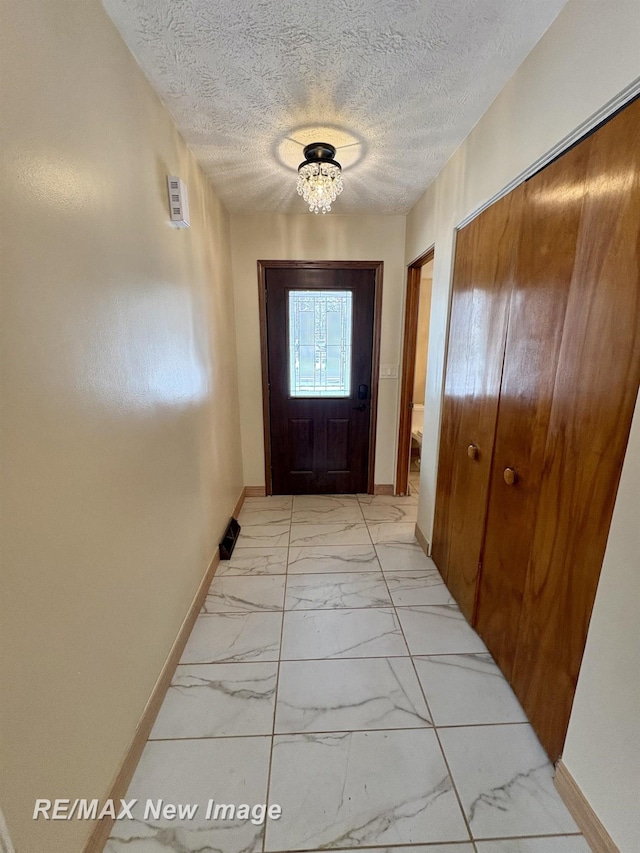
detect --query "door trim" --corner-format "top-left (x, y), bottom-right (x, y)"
top-left (395, 248), bottom-right (434, 496)
top-left (257, 260), bottom-right (384, 496)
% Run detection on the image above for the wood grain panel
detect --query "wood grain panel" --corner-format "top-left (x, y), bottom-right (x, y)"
top-left (432, 184), bottom-right (524, 619)
top-left (475, 136), bottom-right (592, 679)
top-left (512, 97), bottom-right (640, 760)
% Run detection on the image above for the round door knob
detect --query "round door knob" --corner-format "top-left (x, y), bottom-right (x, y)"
top-left (467, 444), bottom-right (478, 460)
top-left (503, 467), bottom-right (517, 486)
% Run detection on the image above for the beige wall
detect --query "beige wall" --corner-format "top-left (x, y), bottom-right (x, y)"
top-left (0, 2), bottom-right (243, 851)
top-left (230, 213), bottom-right (407, 488)
top-left (405, 0), bottom-right (640, 848)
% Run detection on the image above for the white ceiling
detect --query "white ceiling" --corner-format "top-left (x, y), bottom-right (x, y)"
top-left (102, 0), bottom-right (567, 215)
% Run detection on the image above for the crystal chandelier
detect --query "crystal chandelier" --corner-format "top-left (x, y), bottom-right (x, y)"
top-left (296, 142), bottom-right (343, 214)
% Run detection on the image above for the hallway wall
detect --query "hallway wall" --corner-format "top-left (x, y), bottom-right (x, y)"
top-left (229, 213), bottom-right (406, 488)
top-left (0, 1), bottom-right (243, 851)
top-left (404, 0), bottom-right (640, 849)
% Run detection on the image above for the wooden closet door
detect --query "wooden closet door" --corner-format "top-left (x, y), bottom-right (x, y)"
top-left (432, 185), bottom-right (523, 620)
top-left (474, 138), bottom-right (592, 680)
top-left (512, 98), bottom-right (640, 761)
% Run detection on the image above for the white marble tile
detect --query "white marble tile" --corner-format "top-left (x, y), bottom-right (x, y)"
top-left (287, 545), bottom-right (380, 574)
top-left (106, 737), bottom-right (271, 853)
top-left (396, 606), bottom-right (488, 655)
top-left (293, 494), bottom-right (359, 508)
top-left (386, 570), bottom-right (456, 606)
top-left (285, 572), bottom-right (392, 610)
top-left (265, 729), bottom-right (469, 850)
top-left (292, 504), bottom-right (365, 524)
top-left (360, 501), bottom-right (419, 523)
top-left (181, 612), bottom-right (282, 663)
top-left (150, 663), bottom-right (277, 738)
top-left (275, 658), bottom-right (431, 732)
top-left (237, 524), bottom-right (289, 548)
top-left (216, 547), bottom-right (288, 576)
top-left (376, 543), bottom-right (435, 572)
top-left (238, 506), bottom-right (292, 525)
top-left (203, 575), bottom-right (286, 612)
top-left (476, 838), bottom-right (591, 853)
top-left (367, 522), bottom-right (418, 544)
top-left (414, 654), bottom-right (528, 726)
top-left (243, 495), bottom-right (292, 509)
top-left (439, 724), bottom-right (579, 839)
top-left (281, 608), bottom-right (409, 659)
top-left (290, 522), bottom-right (371, 547)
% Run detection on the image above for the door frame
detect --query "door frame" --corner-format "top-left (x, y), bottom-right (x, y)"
top-left (395, 247), bottom-right (435, 496)
top-left (258, 260), bottom-right (384, 496)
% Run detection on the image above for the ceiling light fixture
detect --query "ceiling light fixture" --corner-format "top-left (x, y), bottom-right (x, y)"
top-left (296, 142), bottom-right (343, 214)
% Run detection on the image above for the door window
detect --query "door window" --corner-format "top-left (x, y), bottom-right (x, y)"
top-left (288, 290), bottom-right (352, 397)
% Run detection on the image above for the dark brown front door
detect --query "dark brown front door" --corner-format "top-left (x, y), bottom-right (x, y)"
top-left (263, 264), bottom-right (380, 495)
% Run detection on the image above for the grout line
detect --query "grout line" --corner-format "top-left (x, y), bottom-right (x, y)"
top-left (199, 601), bottom-right (460, 614)
top-left (177, 652), bottom-right (496, 665)
top-left (378, 564), bottom-right (475, 846)
top-left (255, 834), bottom-right (585, 853)
top-left (262, 517), bottom-right (291, 853)
top-left (147, 721), bottom-right (531, 743)
top-left (264, 841), bottom-right (475, 852)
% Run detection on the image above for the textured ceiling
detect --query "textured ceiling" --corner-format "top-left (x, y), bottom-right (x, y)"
top-left (102, 0), bottom-right (567, 214)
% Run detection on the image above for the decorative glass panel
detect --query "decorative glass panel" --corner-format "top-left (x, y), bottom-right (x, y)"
top-left (288, 290), bottom-right (352, 397)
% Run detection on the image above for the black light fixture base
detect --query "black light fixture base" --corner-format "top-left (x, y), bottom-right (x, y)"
top-left (298, 142), bottom-right (341, 171)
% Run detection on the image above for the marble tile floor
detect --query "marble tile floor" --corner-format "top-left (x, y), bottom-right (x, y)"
top-left (106, 494), bottom-right (589, 853)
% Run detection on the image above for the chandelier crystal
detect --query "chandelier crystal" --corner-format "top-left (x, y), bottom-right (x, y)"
top-left (296, 143), bottom-right (343, 214)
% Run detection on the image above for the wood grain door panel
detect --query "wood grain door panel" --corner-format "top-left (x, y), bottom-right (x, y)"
top-left (511, 98), bottom-right (640, 760)
top-left (432, 185), bottom-right (524, 619)
top-left (474, 137), bottom-right (592, 680)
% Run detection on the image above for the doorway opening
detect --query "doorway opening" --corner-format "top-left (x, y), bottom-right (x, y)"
top-left (258, 261), bottom-right (383, 496)
top-left (396, 249), bottom-right (434, 496)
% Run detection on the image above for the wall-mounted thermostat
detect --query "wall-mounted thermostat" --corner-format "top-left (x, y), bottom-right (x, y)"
top-left (167, 176), bottom-right (190, 228)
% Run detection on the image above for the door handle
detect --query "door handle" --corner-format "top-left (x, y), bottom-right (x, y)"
top-left (353, 404), bottom-right (367, 412)
top-left (503, 467), bottom-right (518, 486)
top-left (467, 444), bottom-right (479, 460)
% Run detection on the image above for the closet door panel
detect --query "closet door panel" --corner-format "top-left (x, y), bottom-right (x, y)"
top-left (512, 98), bottom-right (640, 761)
top-left (474, 139), bottom-right (592, 679)
top-left (432, 185), bottom-right (523, 619)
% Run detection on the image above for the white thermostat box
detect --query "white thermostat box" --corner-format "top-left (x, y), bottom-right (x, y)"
top-left (167, 176), bottom-right (190, 228)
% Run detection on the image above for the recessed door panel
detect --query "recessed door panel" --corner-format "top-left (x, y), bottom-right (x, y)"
top-left (288, 418), bottom-right (314, 472)
top-left (327, 419), bottom-right (350, 472)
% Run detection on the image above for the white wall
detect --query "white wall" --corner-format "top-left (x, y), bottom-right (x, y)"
top-left (230, 213), bottom-right (406, 488)
top-left (404, 1), bottom-right (640, 849)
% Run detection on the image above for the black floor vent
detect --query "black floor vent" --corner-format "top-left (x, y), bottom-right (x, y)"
top-left (219, 517), bottom-right (241, 560)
